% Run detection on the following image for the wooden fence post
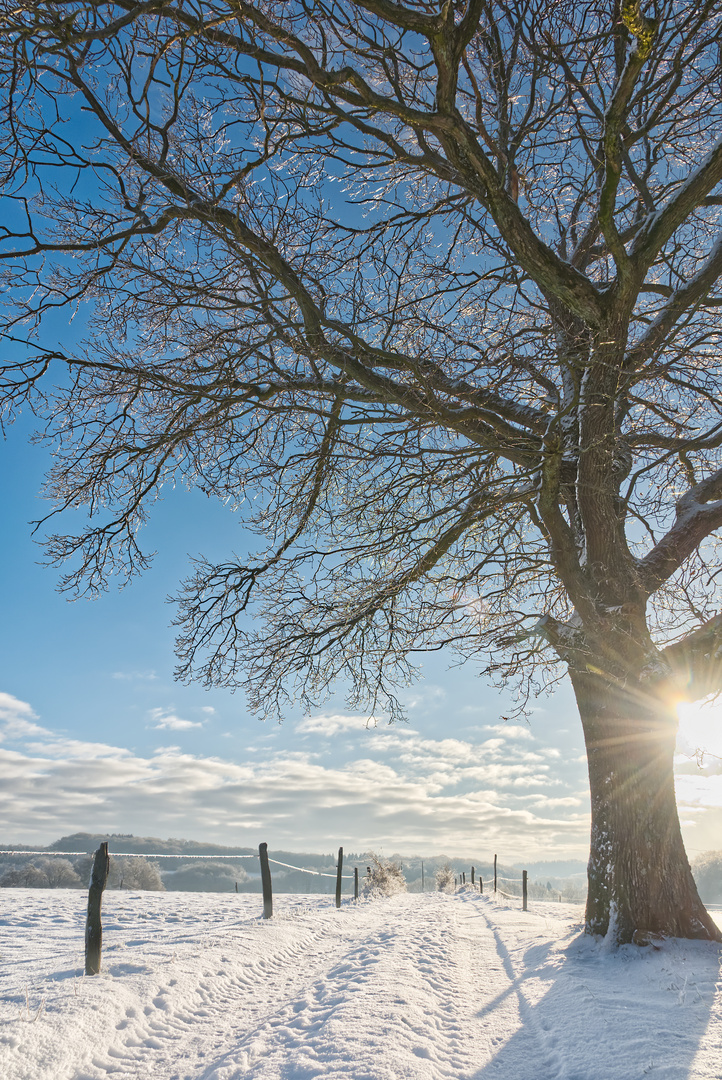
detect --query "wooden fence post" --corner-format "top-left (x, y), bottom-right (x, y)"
top-left (462, 872), bottom-right (466, 885)
top-left (494, 854), bottom-right (497, 893)
top-left (479, 877), bottom-right (483, 894)
top-left (471, 866), bottom-right (475, 885)
top-left (523, 870), bottom-right (528, 911)
top-left (354, 866), bottom-right (359, 901)
top-left (85, 842), bottom-right (110, 976)
top-left (259, 842), bottom-right (273, 919)
top-left (336, 846), bottom-right (343, 909)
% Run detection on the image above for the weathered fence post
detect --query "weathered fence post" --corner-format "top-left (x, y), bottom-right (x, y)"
top-left (462, 872), bottom-right (466, 885)
top-left (479, 877), bottom-right (483, 894)
top-left (259, 842), bottom-right (273, 919)
top-left (85, 842), bottom-right (110, 975)
top-left (493, 854), bottom-right (497, 893)
top-left (522, 870), bottom-right (528, 912)
top-left (471, 866), bottom-right (475, 885)
top-left (354, 866), bottom-right (359, 901)
top-left (335, 846), bottom-right (343, 909)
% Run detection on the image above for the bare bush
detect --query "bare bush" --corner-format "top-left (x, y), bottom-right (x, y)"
top-left (435, 865), bottom-right (456, 894)
top-left (108, 857), bottom-right (164, 891)
top-left (0, 858), bottom-right (81, 888)
top-left (363, 854), bottom-right (407, 898)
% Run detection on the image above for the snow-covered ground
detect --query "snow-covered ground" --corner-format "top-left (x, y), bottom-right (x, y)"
top-left (0, 888), bottom-right (720, 1079)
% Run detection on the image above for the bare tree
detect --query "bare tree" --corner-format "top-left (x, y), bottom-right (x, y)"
top-left (1, 0), bottom-right (722, 944)
top-left (108, 856), bottom-right (165, 890)
top-left (435, 864), bottom-right (456, 894)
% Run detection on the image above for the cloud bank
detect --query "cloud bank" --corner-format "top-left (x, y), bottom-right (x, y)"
top-left (0, 691), bottom-right (594, 858)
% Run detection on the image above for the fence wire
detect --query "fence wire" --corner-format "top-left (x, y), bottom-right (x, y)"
top-left (0, 850), bottom-right (355, 879)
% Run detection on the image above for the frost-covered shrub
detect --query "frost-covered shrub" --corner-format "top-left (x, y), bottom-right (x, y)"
top-left (435, 864), bottom-right (455, 893)
top-left (692, 852), bottom-right (722, 904)
top-left (0, 863), bottom-right (46, 887)
top-left (108, 856), bottom-right (164, 891)
top-left (362, 854), bottom-right (406, 898)
top-left (39, 857), bottom-right (82, 888)
top-left (0, 858), bottom-right (82, 888)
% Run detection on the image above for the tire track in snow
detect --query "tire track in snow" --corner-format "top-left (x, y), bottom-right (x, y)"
top-left (196, 893), bottom-right (530, 1080)
top-left (9, 892), bottom-right (555, 1080)
top-left (80, 899), bottom-right (376, 1078)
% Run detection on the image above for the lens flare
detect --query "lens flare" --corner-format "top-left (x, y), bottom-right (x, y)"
top-left (677, 699), bottom-right (722, 766)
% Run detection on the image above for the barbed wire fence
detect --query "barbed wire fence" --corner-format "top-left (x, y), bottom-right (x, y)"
top-left (0, 843), bottom-right (587, 975)
top-left (0, 841), bottom-right (362, 975)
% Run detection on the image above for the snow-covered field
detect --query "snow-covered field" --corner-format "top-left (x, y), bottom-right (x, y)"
top-left (0, 889), bottom-right (720, 1080)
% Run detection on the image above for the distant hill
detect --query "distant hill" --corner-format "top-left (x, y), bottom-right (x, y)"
top-left (49, 832), bottom-right (257, 858)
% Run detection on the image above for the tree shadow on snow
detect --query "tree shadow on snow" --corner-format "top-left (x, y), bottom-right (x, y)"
top-left (471, 910), bottom-right (721, 1080)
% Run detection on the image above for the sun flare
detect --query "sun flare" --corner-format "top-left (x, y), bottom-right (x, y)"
top-left (677, 699), bottom-right (722, 765)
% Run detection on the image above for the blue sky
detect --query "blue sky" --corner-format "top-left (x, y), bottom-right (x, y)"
top-left (1, 405), bottom-right (721, 862)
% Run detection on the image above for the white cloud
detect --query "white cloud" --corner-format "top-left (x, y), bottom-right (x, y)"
top-left (149, 708), bottom-right (203, 731)
top-left (296, 713), bottom-right (381, 736)
top-left (0, 692), bottom-right (590, 858)
top-left (111, 670), bottom-right (158, 681)
top-left (0, 692), bottom-right (49, 742)
top-left (485, 722), bottom-right (534, 740)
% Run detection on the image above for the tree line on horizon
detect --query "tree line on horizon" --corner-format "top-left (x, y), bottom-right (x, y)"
top-left (2, 833), bottom-right (721, 902)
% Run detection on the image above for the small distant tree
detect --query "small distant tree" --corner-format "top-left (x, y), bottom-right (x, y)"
top-left (435, 865), bottom-right (456, 893)
top-left (108, 856), bottom-right (164, 891)
top-left (0, 865), bottom-right (24, 888)
top-left (37, 857), bottom-right (82, 888)
top-left (0, 861), bottom-right (52, 888)
top-left (363, 854), bottom-right (407, 898)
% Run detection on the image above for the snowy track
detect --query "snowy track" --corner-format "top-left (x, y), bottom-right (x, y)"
top-left (1, 890), bottom-right (721, 1079)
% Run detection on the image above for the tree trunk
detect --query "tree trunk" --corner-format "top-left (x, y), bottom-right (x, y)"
top-left (570, 668), bottom-right (721, 945)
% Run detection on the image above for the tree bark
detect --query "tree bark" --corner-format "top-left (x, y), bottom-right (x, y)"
top-left (569, 668), bottom-right (721, 945)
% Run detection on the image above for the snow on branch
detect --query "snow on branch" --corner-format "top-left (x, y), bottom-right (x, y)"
top-left (639, 467), bottom-right (722, 595)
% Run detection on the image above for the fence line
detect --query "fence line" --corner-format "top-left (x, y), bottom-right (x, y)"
top-left (2, 848), bottom-right (585, 911)
top-left (0, 840), bottom-right (364, 975)
top-left (2, 841), bottom-right (590, 977)
top-left (267, 856), bottom-right (354, 879)
top-left (0, 850), bottom-right (98, 857)
top-left (0, 850), bottom-right (355, 878)
top-left (0, 850), bottom-right (257, 859)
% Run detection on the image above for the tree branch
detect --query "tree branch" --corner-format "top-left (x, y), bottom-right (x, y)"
top-left (626, 229), bottom-right (722, 369)
top-left (660, 613), bottom-right (722, 701)
top-left (639, 467), bottom-right (722, 594)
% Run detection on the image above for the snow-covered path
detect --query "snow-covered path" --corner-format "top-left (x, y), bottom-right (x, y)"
top-left (1, 889), bottom-right (721, 1079)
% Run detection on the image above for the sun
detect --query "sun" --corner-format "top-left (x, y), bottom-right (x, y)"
top-left (676, 698), bottom-right (722, 766)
